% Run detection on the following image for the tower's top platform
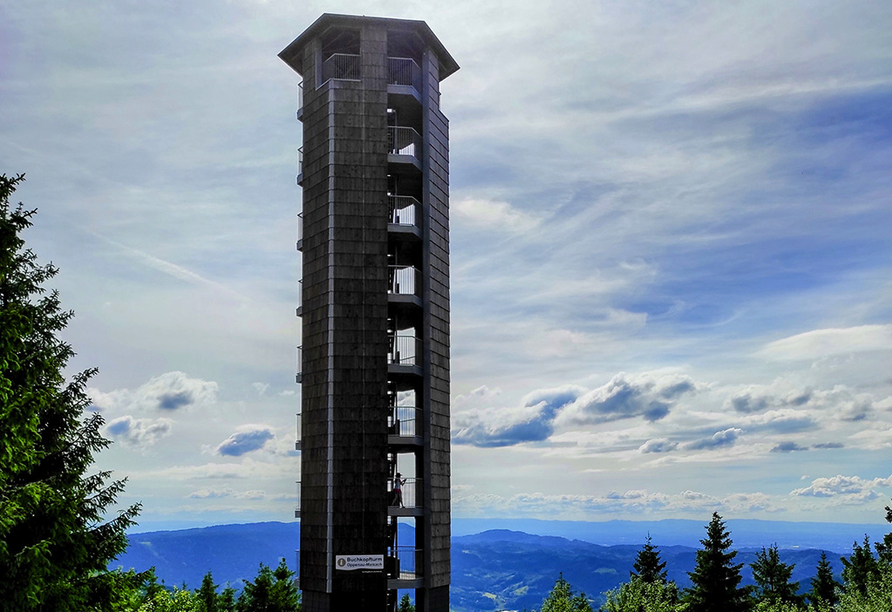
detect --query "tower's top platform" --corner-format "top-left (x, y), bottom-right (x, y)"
top-left (278, 13), bottom-right (459, 81)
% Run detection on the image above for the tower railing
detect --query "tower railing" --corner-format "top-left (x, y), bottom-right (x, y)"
top-left (296, 279), bottom-right (303, 313)
top-left (387, 547), bottom-right (421, 580)
top-left (321, 53), bottom-right (360, 83)
top-left (296, 147), bottom-right (303, 184)
top-left (294, 480), bottom-right (301, 518)
top-left (295, 412), bottom-right (302, 448)
top-left (296, 212), bottom-right (303, 249)
top-left (296, 81), bottom-right (303, 118)
top-left (295, 345), bottom-right (302, 384)
top-left (389, 195), bottom-right (419, 227)
top-left (387, 477), bottom-right (421, 509)
top-left (387, 334), bottom-right (419, 366)
top-left (388, 126), bottom-right (421, 158)
top-left (387, 57), bottom-right (421, 90)
top-left (388, 265), bottom-right (419, 297)
top-left (388, 405), bottom-right (419, 437)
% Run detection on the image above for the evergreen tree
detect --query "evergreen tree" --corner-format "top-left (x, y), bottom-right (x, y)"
top-left (397, 593), bottom-right (415, 612)
top-left (808, 551), bottom-right (840, 609)
top-left (632, 533), bottom-right (668, 584)
top-left (0, 173), bottom-right (140, 611)
top-left (237, 563), bottom-right (273, 611)
top-left (750, 545), bottom-right (801, 606)
top-left (874, 499), bottom-right (892, 566)
top-left (217, 585), bottom-right (237, 612)
top-left (540, 573), bottom-right (592, 612)
top-left (269, 558), bottom-right (300, 611)
top-left (685, 512), bottom-right (750, 612)
top-left (840, 535), bottom-right (879, 597)
top-left (237, 560), bottom-right (300, 612)
top-left (196, 571), bottom-right (218, 612)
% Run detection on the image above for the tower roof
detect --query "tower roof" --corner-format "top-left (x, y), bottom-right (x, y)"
top-left (278, 13), bottom-right (459, 81)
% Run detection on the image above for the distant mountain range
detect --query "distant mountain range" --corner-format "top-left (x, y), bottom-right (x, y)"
top-left (113, 518), bottom-right (890, 611)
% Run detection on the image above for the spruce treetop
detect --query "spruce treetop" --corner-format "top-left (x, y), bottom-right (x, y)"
top-left (632, 533), bottom-right (668, 584)
top-left (685, 512), bottom-right (749, 612)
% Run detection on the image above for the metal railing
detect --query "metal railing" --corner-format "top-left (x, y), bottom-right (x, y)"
top-left (296, 81), bottom-right (303, 117)
top-left (296, 147), bottom-right (303, 183)
top-left (389, 195), bottom-right (419, 227)
top-left (387, 477), bottom-right (421, 509)
top-left (387, 547), bottom-right (421, 580)
top-left (387, 334), bottom-right (419, 366)
top-left (295, 345), bottom-right (302, 384)
top-left (296, 279), bottom-right (303, 312)
top-left (321, 53), bottom-right (360, 82)
top-left (294, 481), bottom-right (301, 517)
top-left (389, 406), bottom-right (419, 437)
top-left (295, 412), bottom-right (302, 447)
top-left (388, 126), bottom-right (421, 158)
top-left (388, 265), bottom-right (419, 296)
top-left (387, 57), bottom-right (421, 90)
top-left (296, 212), bottom-right (303, 246)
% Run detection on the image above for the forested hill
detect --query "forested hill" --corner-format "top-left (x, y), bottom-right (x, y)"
top-left (113, 519), bottom-right (885, 611)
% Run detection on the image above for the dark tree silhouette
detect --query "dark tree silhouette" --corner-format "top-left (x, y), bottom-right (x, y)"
top-left (0, 173), bottom-right (140, 611)
top-left (808, 551), bottom-right (840, 608)
top-left (236, 560), bottom-right (300, 611)
top-left (685, 512), bottom-right (749, 612)
top-left (632, 533), bottom-right (669, 584)
top-left (196, 571), bottom-right (219, 612)
top-left (841, 535), bottom-right (879, 597)
top-left (750, 544), bottom-right (801, 606)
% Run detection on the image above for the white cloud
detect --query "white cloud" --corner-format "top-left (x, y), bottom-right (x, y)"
top-left (188, 488), bottom-right (286, 501)
top-left (639, 438), bottom-right (678, 454)
top-left (105, 415), bottom-right (173, 449)
top-left (90, 372), bottom-right (218, 413)
top-left (557, 373), bottom-right (698, 426)
top-left (758, 325), bottom-right (892, 361)
top-left (453, 373), bottom-right (698, 447)
top-left (684, 428), bottom-right (742, 451)
top-left (216, 425), bottom-right (276, 456)
top-left (453, 488), bottom-right (784, 518)
top-left (452, 197), bottom-right (541, 233)
top-left (791, 474), bottom-right (892, 501)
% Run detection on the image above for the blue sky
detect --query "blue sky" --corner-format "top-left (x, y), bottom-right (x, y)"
top-left (1, 0), bottom-right (891, 531)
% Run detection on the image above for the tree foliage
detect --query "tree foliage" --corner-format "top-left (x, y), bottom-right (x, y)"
top-left (835, 562), bottom-right (892, 612)
top-left (0, 173), bottom-right (141, 611)
top-left (235, 560), bottom-right (300, 612)
top-left (750, 545), bottom-right (801, 606)
top-left (196, 571), bottom-right (218, 612)
top-left (540, 573), bottom-right (593, 612)
top-left (841, 535), bottom-right (879, 597)
top-left (808, 551), bottom-right (840, 609)
top-left (632, 534), bottom-right (669, 584)
top-left (602, 577), bottom-right (684, 612)
top-left (685, 512), bottom-right (749, 612)
top-left (397, 593), bottom-right (415, 612)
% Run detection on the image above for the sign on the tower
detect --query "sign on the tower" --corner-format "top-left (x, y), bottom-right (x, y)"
top-left (335, 555), bottom-right (384, 571)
